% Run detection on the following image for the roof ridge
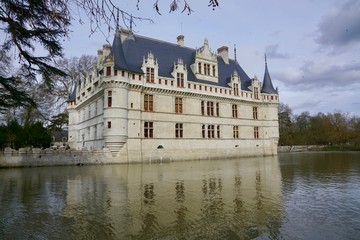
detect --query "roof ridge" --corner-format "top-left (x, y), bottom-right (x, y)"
top-left (126, 33), bottom-right (198, 52)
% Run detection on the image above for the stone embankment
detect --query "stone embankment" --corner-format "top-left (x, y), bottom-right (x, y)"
top-left (0, 147), bottom-right (116, 168)
top-left (278, 145), bottom-right (325, 153)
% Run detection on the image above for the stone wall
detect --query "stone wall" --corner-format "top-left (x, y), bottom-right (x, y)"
top-left (0, 143), bottom-right (278, 168)
top-left (0, 147), bottom-right (117, 168)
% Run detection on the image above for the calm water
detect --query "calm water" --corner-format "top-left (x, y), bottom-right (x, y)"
top-left (1, 152), bottom-right (360, 240)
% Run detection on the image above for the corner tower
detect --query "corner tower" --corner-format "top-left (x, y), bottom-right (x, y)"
top-left (102, 27), bottom-right (130, 156)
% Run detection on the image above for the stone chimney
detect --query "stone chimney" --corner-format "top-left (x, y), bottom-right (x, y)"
top-left (217, 46), bottom-right (229, 64)
top-left (177, 35), bottom-right (184, 47)
top-left (102, 44), bottom-right (111, 57)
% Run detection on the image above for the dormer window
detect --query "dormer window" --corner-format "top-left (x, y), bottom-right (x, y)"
top-left (204, 64), bottom-right (210, 75)
top-left (172, 58), bottom-right (187, 87)
top-left (254, 87), bottom-right (259, 99)
top-left (106, 66), bottom-right (111, 76)
top-left (230, 70), bottom-right (240, 96)
top-left (146, 67), bottom-right (154, 83)
top-left (142, 52), bottom-right (158, 84)
top-left (233, 83), bottom-right (239, 96)
top-left (198, 62), bottom-right (202, 74)
top-left (177, 73), bottom-right (184, 87)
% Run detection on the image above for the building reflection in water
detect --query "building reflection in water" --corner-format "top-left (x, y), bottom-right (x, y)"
top-left (0, 156), bottom-right (283, 239)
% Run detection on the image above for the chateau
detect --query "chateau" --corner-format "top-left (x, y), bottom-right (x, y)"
top-left (67, 29), bottom-right (279, 162)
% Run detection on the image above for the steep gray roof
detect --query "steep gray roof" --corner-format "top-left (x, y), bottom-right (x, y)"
top-left (261, 60), bottom-right (277, 94)
top-left (111, 32), bottom-right (253, 90)
top-left (110, 29), bottom-right (128, 69)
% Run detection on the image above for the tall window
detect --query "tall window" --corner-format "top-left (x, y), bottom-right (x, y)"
top-left (254, 127), bottom-right (259, 139)
top-left (177, 73), bottom-right (184, 88)
top-left (212, 65), bottom-right (216, 76)
top-left (232, 104), bottom-right (238, 118)
top-left (106, 66), bottom-right (111, 76)
top-left (198, 62), bottom-right (202, 74)
top-left (144, 94), bottom-right (153, 111)
top-left (253, 107), bottom-right (258, 120)
top-left (217, 125), bottom-right (221, 138)
top-left (216, 102), bottom-right (220, 116)
top-left (254, 87), bottom-right (259, 99)
top-left (202, 125), bottom-right (206, 138)
top-left (144, 122), bottom-right (154, 138)
top-left (107, 91), bottom-right (112, 108)
top-left (146, 67), bottom-right (154, 83)
top-left (233, 83), bottom-right (239, 96)
top-left (204, 64), bottom-right (211, 75)
top-left (233, 126), bottom-right (239, 139)
top-left (201, 101), bottom-right (205, 115)
top-left (208, 125), bottom-right (215, 138)
top-left (175, 123), bottom-right (183, 138)
top-left (175, 97), bottom-right (183, 114)
top-left (207, 101), bottom-right (214, 116)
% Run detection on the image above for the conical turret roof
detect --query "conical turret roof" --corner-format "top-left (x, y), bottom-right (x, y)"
top-left (110, 28), bottom-right (128, 70)
top-left (261, 56), bottom-right (277, 94)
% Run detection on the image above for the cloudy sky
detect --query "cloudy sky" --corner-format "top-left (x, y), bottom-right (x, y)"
top-left (63, 0), bottom-right (360, 116)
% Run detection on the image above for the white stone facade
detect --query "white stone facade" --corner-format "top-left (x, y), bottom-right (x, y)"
top-left (67, 30), bottom-right (279, 163)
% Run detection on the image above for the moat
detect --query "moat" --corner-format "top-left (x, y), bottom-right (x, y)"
top-left (1, 152), bottom-right (360, 239)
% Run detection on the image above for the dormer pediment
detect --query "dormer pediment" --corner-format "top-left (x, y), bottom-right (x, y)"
top-left (143, 52), bottom-right (157, 66)
top-left (171, 58), bottom-right (187, 78)
top-left (195, 38), bottom-right (217, 62)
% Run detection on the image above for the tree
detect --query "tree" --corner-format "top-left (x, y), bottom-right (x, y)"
top-left (278, 103), bottom-right (294, 145)
top-left (24, 122), bottom-right (52, 148)
top-left (0, 0), bottom-right (220, 111)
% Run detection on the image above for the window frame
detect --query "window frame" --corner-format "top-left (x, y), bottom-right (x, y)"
top-left (144, 122), bottom-right (154, 138)
top-left (175, 123), bottom-right (183, 138)
top-left (253, 106), bottom-right (258, 120)
top-left (232, 104), bottom-right (238, 118)
top-left (254, 127), bottom-right (259, 139)
top-left (233, 126), bottom-right (239, 139)
top-left (144, 94), bottom-right (154, 112)
top-left (146, 67), bottom-right (155, 83)
top-left (177, 73), bottom-right (184, 88)
top-left (175, 97), bottom-right (183, 114)
top-left (107, 91), bottom-right (112, 108)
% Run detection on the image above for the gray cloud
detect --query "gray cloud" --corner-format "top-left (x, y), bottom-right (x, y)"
top-left (315, 0), bottom-right (360, 48)
top-left (265, 44), bottom-right (290, 59)
top-left (274, 61), bottom-right (360, 90)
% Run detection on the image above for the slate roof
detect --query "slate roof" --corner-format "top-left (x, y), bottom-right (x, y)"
top-left (110, 31), bottom-right (255, 91)
top-left (261, 60), bottom-right (277, 94)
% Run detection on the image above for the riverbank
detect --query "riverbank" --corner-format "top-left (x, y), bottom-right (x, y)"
top-left (278, 145), bottom-right (326, 153)
top-left (278, 145), bottom-right (360, 153)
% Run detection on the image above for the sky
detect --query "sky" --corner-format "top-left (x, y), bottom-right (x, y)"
top-left (63, 0), bottom-right (360, 116)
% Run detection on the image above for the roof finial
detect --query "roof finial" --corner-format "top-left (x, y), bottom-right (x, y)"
top-left (116, 9), bottom-right (119, 30)
top-left (130, 15), bottom-right (133, 32)
top-left (265, 53), bottom-right (267, 65)
top-left (234, 44), bottom-right (237, 61)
